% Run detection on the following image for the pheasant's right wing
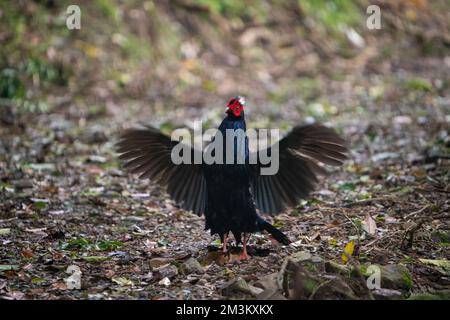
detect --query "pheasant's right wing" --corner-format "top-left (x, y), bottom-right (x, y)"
top-left (116, 126), bottom-right (207, 216)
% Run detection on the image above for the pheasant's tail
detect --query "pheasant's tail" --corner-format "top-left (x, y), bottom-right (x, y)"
top-left (257, 218), bottom-right (290, 245)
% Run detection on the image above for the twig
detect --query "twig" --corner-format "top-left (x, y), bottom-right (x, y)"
top-left (404, 204), bottom-right (431, 219)
top-left (362, 230), bottom-right (403, 252)
top-left (308, 279), bottom-right (332, 300)
top-left (343, 213), bottom-right (361, 252)
top-left (0, 217), bottom-right (18, 223)
top-left (414, 187), bottom-right (450, 194)
top-left (340, 197), bottom-right (392, 208)
top-left (402, 219), bottom-right (427, 250)
top-left (401, 210), bottom-right (449, 250)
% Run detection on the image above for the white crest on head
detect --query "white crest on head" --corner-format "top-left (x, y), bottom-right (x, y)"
top-left (237, 96), bottom-right (246, 106)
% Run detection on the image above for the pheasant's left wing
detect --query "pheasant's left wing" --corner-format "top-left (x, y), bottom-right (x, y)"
top-left (249, 124), bottom-right (348, 215)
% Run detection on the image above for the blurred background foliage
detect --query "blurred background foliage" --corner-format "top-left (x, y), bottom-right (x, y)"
top-left (0, 1), bottom-right (449, 300)
top-left (0, 0), bottom-right (448, 123)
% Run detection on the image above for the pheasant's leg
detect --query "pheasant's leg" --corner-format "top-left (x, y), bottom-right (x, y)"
top-left (222, 232), bottom-right (229, 253)
top-left (238, 233), bottom-right (251, 260)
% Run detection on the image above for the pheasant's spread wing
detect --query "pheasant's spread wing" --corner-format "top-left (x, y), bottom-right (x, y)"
top-left (116, 126), bottom-right (206, 216)
top-left (249, 124), bottom-right (348, 215)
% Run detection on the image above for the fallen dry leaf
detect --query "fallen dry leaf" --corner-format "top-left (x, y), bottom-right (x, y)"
top-left (20, 248), bottom-right (34, 259)
top-left (362, 213), bottom-right (377, 236)
top-left (342, 240), bottom-right (355, 263)
top-left (52, 282), bottom-right (68, 290)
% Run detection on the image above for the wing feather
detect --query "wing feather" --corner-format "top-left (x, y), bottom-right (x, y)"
top-left (116, 126), bottom-right (206, 216)
top-left (250, 123), bottom-right (348, 215)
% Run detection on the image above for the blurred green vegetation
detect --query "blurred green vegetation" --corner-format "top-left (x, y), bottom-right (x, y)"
top-left (0, 0), bottom-right (448, 119)
top-left (299, 0), bottom-right (360, 31)
top-left (195, 0), bottom-right (271, 22)
top-left (0, 69), bottom-right (26, 100)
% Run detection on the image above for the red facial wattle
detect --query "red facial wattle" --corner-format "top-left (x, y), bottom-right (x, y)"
top-left (226, 98), bottom-right (244, 117)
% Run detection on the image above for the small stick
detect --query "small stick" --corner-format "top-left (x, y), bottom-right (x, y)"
top-left (404, 204), bottom-right (431, 219)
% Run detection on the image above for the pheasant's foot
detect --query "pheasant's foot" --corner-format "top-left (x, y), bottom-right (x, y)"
top-left (222, 233), bottom-right (229, 253)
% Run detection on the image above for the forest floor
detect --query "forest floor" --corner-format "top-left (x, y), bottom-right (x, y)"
top-left (0, 1), bottom-right (449, 300)
top-left (1, 59), bottom-right (448, 299)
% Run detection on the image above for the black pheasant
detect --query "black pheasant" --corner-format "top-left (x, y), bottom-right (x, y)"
top-left (116, 96), bottom-right (348, 259)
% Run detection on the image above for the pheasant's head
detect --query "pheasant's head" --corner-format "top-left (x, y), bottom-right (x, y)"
top-left (225, 96), bottom-right (246, 118)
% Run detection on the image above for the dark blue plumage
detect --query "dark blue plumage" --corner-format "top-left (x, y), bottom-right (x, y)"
top-left (117, 96), bottom-right (348, 259)
top-left (203, 111), bottom-right (260, 245)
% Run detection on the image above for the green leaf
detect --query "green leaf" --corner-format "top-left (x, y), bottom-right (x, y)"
top-left (0, 68), bottom-right (25, 99)
top-left (33, 201), bottom-right (47, 210)
top-left (112, 277), bottom-right (134, 286)
top-left (272, 220), bottom-right (284, 228)
top-left (338, 182), bottom-right (356, 192)
top-left (31, 277), bottom-right (46, 284)
top-left (0, 228), bottom-right (11, 236)
top-left (81, 256), bottom-right (110, 263)
top-left (95, 240), bottom-right (123, 251)
top-left (158, 238), bottom-right (169, 246)
top-left (403, 78), bottom-right (433, 92)
top-left (419, 259), bottom-right (450, 274)
top-left (0, 265), bottom-right (19, 271)
top-left (61, 238), bottom-right (92, 250)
